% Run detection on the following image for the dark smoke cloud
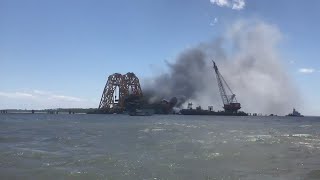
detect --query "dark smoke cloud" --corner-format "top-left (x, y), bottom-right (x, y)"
top-left (144, 48), bottom-right (208, 106)
top-left (143, 20), bottom-right (301, 115)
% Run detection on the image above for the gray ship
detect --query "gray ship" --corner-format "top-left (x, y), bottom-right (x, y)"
top-left (286, 108), bottom-right (304, 117)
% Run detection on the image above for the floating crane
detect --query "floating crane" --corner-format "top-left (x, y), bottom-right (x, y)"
top-left (212, 61), bottom-right (241, 113)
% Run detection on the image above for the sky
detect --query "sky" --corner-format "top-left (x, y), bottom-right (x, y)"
top-left (0, 0), bottom-right (319, 115)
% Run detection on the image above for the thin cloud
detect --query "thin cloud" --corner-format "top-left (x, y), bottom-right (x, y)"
top-left (0, 90), bottom-right (83, 101)
top-left (49, 95), bottom-right (83, 102)
top-left (210, 0), bottom-right (246, 10)
top-left (210, 17), bottom-right (219, 26)
top-left (298, 68), bottom-right (315, 74)
top-left (33, 89), bottom-right (52, 95)
top-left (232, 0), bottom-right (245, 10)
top-left (33, 90), bottom-right (82, 101)
top-left (0, 92), bottom-right (34, 98)
top-left (0, 89), bottom-right (95, 109)
top-left (210, 0), bottom-right (229, 7)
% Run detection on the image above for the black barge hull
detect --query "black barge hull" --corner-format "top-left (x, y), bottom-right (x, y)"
top-left (180, 109), bottom-right (248, 116)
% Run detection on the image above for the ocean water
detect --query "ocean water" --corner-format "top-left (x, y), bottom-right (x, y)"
top-left (1, 114), bottom-right (320, 180)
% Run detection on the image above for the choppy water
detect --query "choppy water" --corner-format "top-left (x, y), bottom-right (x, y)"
top-left (1, 114), bottom-right (320, 180)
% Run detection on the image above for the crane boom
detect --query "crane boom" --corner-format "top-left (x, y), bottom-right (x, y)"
top-left (212, 61), bottom-right (241, 113)
top-left (213, 61), bottom-right (229, 105)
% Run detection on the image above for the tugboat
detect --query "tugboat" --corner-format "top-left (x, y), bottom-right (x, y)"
top-left (286, 108), bottom-right (304, 117)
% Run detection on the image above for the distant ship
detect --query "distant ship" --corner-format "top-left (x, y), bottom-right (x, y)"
top-left (286, 108), bottom-right (304, 117)
top-left (180, 104), bottom-right (248, 116)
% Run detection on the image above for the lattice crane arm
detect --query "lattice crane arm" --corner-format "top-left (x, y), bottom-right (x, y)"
top-left (212, 60), bottom-right (238, 105)
top-left (212, 60), bottom-right (229, 105)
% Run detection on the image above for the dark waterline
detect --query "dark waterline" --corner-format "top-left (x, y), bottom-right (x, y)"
top-left (1, 114), bottom-right (320, 180)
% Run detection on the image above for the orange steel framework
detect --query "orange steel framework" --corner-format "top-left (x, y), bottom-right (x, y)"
top-left (98, 72), bottom-right (142, 111)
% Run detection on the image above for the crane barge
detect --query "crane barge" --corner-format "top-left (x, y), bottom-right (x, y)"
top-left (213, 61), bottom-right (241, 113)
top-left (180, 61), bottom-right (247, 116)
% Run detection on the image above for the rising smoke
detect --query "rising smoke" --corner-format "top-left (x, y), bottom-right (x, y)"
top-left (143, 20), bottom-right (301, 115)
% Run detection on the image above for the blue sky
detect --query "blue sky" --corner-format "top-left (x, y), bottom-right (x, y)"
top-left (0, 0), bottom-right (319, 115)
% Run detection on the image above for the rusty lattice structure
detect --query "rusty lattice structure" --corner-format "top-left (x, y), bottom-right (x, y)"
top-left (122, 72), bottom-right (143, 98)
top-left (98, 72), bottom-right (142, 111)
